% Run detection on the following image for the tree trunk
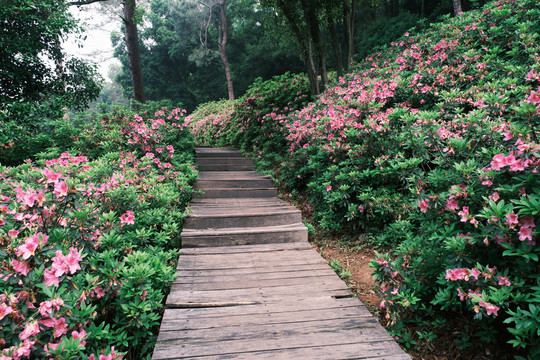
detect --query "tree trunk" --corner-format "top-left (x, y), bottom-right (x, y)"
top-left (452, 0), bottom-right (462, 16)
top-left (277, 0), bottom-right (320, 95)
top-left (301, 0), bottom-right (327, 89)
top-left (123, 0), bottom-right (146, 103)
top-left (216, 1), bottom-right (234, 100)
top-left (326, 7), bottom-right (343, 78)
top-left (343, 0), bottom-right (355, 70)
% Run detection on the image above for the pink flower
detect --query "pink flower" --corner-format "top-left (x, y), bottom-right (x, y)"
top-left (0, 303), bottom-right (13, 320)
top-left (17, 233), bottom-right (48, 260)
top-left (39, 298), bottom-right (64, 317)
top-left (479, 301), bottom-right (499, 316)
top-left (526, 88), bottom-right (540, 103)
top-left (72, 329), bottom-right (87, 346)
top-left (458, 206), bottom-right (469, 222)
top-left (53, 181), bottom-right (69, 198)
top-left (8, 229), bottom-right (19, 238)
top-left (19, 320), bottom-right (40, 340)
top-left (65, 248), bottom-right (82, 274)
top-left (488, 192), bottom-right (500, 202)
top-left (119, 210), bottom-right (135, 226)
top-left (457, 288), bottom-right (466, 301)
top-left (326, 185), bottom-right (332, 192)
top-left (17, 236), bottom-right (39, 260)
top-left (376, 258), bottom-right (389, 267)
top-left (446, 198), bottom-right (459, 210)
top-left (445, 268), bottom-right (470, 281)
top-left (12, 259), bottom-right (30, 276)
top-left (497, 276), bottom-right (511, 286)
top-left (491, 153), bottom-right (506, 170)
top-left (44, 268), bottom-right (60, 287)
top-left (505, 212), bottom-right (519, 227)
top-left (470, 268), bottom-right (481, 280)
top-left (53, 317), bottom-right (68, 338)
top-left (43, 168), bottom-right (63, 184)
top-left (51, 250), bottom-right (68, 277)
top-left (518, 226), bottom-right (533, 242)
top-left (521, 216), bottom-right (536, 229)
top-left (418, 199), bottom-right (429, 213)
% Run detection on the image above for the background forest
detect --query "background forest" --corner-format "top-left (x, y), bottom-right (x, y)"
top-left (3, 0), bottom-right (538, 359)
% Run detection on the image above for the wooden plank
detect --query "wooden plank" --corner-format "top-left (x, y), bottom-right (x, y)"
top-left (172, 274), bottom-right (348, 291)
top-left (159, 306), bottom-right (372, 331)
top-left (153, 328), bottom-right (405, 359)
top-left (179, 242), bottom-right (312, 255)
top-left (166, 283), bottom-right (353, 306)
top-left (173, 273), bottom-right (341, 287)
top-left (162, 296), bottom-right (368, 319)
top-left (176, 263), bottom-right (341, 277)
top-left (177, 250), bottom-right (327, 268)
top-left (159, 343), bottom-right (411, 360)
top-left (157, 317), bottom-right (388, 343)
top-left (174, 267), bottom-right (334, 283)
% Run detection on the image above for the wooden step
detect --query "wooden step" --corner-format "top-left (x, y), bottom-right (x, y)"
top-left (181, 223), bottom-right (308, 247)
top-left (195, 179), bottom-right (274, 190)
top-left (184, 209), bottom-right (302, 228)
top-left (194, 188), bottom-right (278, 199)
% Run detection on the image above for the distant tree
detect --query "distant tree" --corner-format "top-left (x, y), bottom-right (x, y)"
top-left (198, 0), bottom-right (235, 100)
top-left (69, 0), bottom-right (146, 103)
top-left (0, 0), bottom-right (101, 118)
top-left (452, 0), bottom-right (462, 16)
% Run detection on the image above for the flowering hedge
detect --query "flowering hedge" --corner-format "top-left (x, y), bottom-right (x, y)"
top-left (0, 108), bottom-right (196, 359)
top-left (187, 0), bottom-right (539, 357)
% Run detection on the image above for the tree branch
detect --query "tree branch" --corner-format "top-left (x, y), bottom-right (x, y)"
top-left (69, 0), bottom-right (110, 6)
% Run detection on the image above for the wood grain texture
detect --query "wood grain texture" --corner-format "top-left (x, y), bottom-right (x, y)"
top-left (153, 148), bottom-right (410, 359)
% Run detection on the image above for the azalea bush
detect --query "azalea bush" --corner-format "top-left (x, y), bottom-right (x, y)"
top-left (187, 72), bottom-right (312, 161)
top-left (185, 0), bottom-right (539, 357)
top-left (0, 108), bottom-right (196, 359)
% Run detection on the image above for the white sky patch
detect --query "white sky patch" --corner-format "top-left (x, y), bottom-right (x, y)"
top-left (63, 3), bottom-right (122, 82)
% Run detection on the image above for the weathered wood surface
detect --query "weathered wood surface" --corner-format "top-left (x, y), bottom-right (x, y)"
top-left (153, 148), bottom-right (410, 359)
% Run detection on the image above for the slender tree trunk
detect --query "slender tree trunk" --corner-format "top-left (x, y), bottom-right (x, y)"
top-left (216, 1), bottom-right (234, 100)
top-left (277, 0), bottom-right (319, 95)
top-left (343, 0), bottom-right (355, 70)
top-left (123, 0), bottom-right (146, 103)
top-left (326, 8), bottom-right (343, 78)
top-left (300, 0), bottom-right (328, 89)
top-left (452, 0), bottom-right (462, 16)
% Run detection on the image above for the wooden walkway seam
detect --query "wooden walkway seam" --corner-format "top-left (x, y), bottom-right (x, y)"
top-left (152, 147), bottom-right (410, 360)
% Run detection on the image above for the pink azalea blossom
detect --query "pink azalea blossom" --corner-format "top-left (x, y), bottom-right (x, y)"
top-left (65, 248), bottom-right (82, 274)
top-left (505, 212), bottom-right (519, 227)
top-left (326, 185), bottom-right (332, 192)
top-left (521, 216), bottom-right (536, 228)
top-left (0, 303), bottom-right (13, 320)
top-left (488, 192), bottom-right (500, 202)
top-left (19, 320), bottom-right (40, 340)
top-left (44, 268), bottom-right (60, 287)
top-left (446, 198), bottom-right (459, 210)
top-left (12, 259), bottom-right (30, 276)
top-left (53, 181), bottom-right (69, 198)
top-left (497, 276), bottom-right (511, 286)
top-left (518, 226), bottom-right (533, 242)
top-left (418, 199), bottom-right (429, 213)
top-left (53, 317), bottom-right (68, 338)
top-left (458, 206), bottom-right (469, 222)
top-left (43, 168), bottom-right (63, 184)
top-left (470, 268), bottom-right (481, 280)
top-left (120, 210), bottom-right (135, 225)
top-left (39, 298), bottom-right (64, 317)
top-left (17, 233), bottom-right (48, 260)
top-left (479, 301), bottom-right (499, 316)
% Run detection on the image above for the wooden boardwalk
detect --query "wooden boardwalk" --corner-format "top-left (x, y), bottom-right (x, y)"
top-left (153, 148), bottom-right (410, 359)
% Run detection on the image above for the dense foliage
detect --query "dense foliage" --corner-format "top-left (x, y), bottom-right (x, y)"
top-left (187, 0), bottom-right (540, 358)
top-left (0, 108), bottom-right (196, 359)
top-left (0, 0), bottom-right (102, 166)
top-left (187, 72), bottom-right (312, 162)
